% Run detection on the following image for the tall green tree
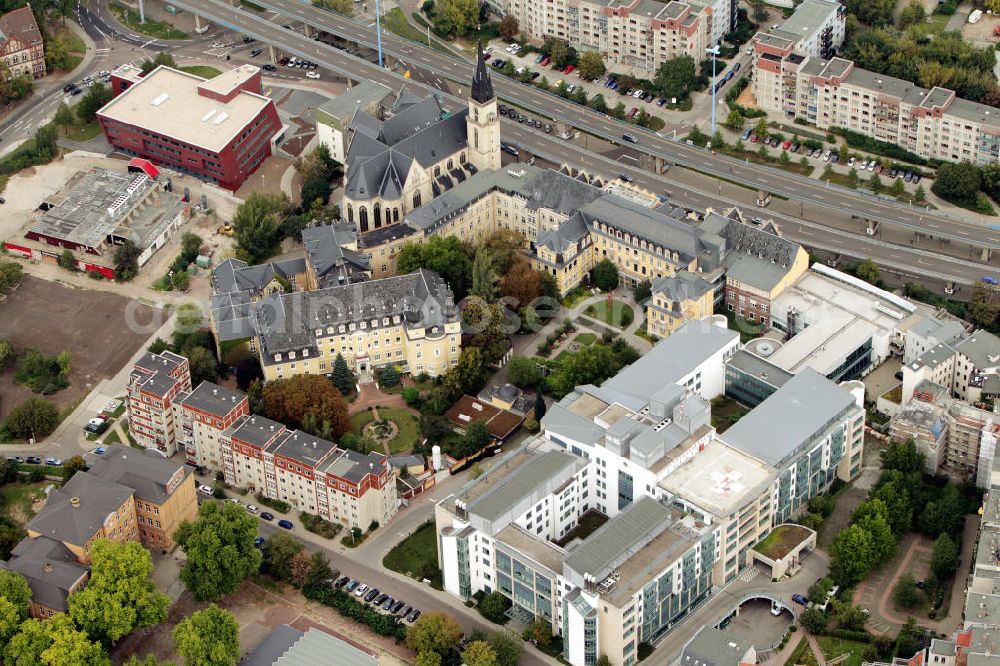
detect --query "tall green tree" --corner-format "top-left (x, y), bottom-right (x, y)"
top-left (69, 540), bottom-right (169, 646)
top-left (0, 570), bottom-right (31, 645)
top-left (174, 501), bottom-right (263, 602)
top-left (852, 499), bottom-right (896, 566)
top-left (654, 56), bottom-right (696, 100)
top-left (723, 108), bottom-right (745, 131)
top-left (172, 604), bottom-right (240, 666)
top-left (139, 52), bottom-right (176, 74)
top-left (577, 51), bottom-right (606, 80)
top-left (487, 632), bottom-right (522, 666)
top-left (396, 235), bottom-right (473, 298)
top-left (471, 243), bottom-right (497, 301)
top-left (854, 259), bottom-right (880, 285)
top-left (3, 614), bottom-right (109, 666)
top-left (232, 192), bottom-right (289, 264)
top-left (506, 355), bottom-right (542, 389)
top-left (931, 533), bottom-right (959, 579)
top-left (405, 611), bottom-right (464, 655)
top-left (931, 162), bottom-right (981, 204)
top-left (261, 532), bottom-right (304, 582)
top-left (462, 641), bottom-right (498, 666)
top-left (330, 353), bottom-right (355, 394)
top-left (830, 523), bottom-right (876, 586)
top-left (592, 259), bottom-right (619, 291)
top-left (548, 344), bottom-right (622, 397)
top-left (114, 241), bottom-right (141, 282)
top-left (431, 0), bottom-right (479, 36)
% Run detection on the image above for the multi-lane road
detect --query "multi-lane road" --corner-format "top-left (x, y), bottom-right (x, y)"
top-left (171, 0), bottom-right (1000, 259)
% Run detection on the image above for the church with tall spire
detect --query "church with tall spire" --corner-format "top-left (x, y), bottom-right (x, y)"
top-left (337, 48), bottom-right (501, 236)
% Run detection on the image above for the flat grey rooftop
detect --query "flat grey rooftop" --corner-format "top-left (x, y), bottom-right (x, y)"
top-left (467, 449), bottom-right (581, 523)
top-left (722, 368), bottom-right (855, 465)
top-left (179, 381), bottom-right (244, 418)
top-left (726, 349), bottom-right (793, 389)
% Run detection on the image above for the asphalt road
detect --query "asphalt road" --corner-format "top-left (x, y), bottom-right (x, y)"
top-left (173, 0), bottom-right (1000, 254)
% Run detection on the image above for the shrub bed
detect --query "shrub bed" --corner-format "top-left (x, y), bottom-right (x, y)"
top-left (303, 584), bottom-right (407, 640)
top-left (255, 493), bottom-right (290, 513)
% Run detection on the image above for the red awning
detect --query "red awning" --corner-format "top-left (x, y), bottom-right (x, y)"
top-left (127, 158), bottom-right (159, 180)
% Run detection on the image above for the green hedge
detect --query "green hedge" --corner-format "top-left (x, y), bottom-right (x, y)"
top-left (831, 127), bottom-right (928, 166)
top-left (255, 493), bottom-right (290, 513)
top-left (303, 584), bottom-right (407, 640)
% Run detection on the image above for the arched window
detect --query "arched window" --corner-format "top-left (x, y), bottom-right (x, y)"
top-left (373, 202), bottom-right (381, 228)
top-left (447, 159), bottom-right (453, 169)
top-left (461, 152), bottom-right (466, 163)
top-left (413, 192), bottom-right (421, 208)
top-left (359, 206), bottom-right (369, 232)
top-left (474, 129), bottom-right (479, 149)
top-left (393, 208), bottom-right (400, 222)
top-left (347, 204), bottom-right (353, 223)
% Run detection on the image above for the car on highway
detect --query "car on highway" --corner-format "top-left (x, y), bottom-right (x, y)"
top-left (63, 83), bottom-right (77, 93)
top-left (45, 458), bottom-right (62, 467)
top-left (622, 132), bottom-right (638, 144)
top-left (407, 609), bottom-right (421, 623)
top-left (277, 519), bottom-right (294, 530)
top-left (792, 594), bottom-right (809, 606)
top-left (25, 456), bottom-right (41, 465)
top-left (354, 584), bottom-right (368, 597)
top-left (618, 173), bottom-right (633, 183)
top-left (364, 588), bottom-right (380, 602)
top-left (306, 71), bottom-right (321, 79)
top-left (260, 511), bottom-right (274, 521)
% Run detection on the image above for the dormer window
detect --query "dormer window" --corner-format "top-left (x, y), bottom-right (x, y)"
top-left (289, 351), bottom-right (296, 359)
top-left (303, 349), bottom-right (309, 357)
top-left (275, 354), bottom-right (282, 362)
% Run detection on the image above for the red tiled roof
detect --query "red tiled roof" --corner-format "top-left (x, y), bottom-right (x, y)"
top-left (444, 395), bottom-right (524, 440)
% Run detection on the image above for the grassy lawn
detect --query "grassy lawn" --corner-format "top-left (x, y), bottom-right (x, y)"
top-left (383, 8), bottom-right (451, 55)
top-left (383, 521), bottom-right (439, 578)
top-left (179, 65), bottom-right (222, 79)
top-left (109, 2), bottom-right (189, 39)
top-left (554, 510), bottom-right (608, 547)
top-left (816, 637), bottom-right (867, 666)
top-left (584, 299), bottom-right (633, 328)
top-left (725, 311), bottom-right (763, 343)
top-left (1, 481), bottom-right (48, 524)
top-left (785, 638), bottom-right (820, 666)
top-left (562, 286), bottom-right (593, 309)
top-left (821, 171), bottom-right (930, 207)
top-left (573, 332), bottom-right (597, 346)
top-left (63, 120), bottom-right (103, 142)
top-left (352, 408), bottom-right (421, 454)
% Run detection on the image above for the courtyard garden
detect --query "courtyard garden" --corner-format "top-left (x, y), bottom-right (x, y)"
top-left (383, 520), bottom-right (441, 587)
top-left (350, 406), bottom-right (421, 455)
top-left (584, 299), bottom-right (634, 328)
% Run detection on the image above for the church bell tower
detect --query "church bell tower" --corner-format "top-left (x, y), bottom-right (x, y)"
top-left (467, 40), bottom-right (501, 171)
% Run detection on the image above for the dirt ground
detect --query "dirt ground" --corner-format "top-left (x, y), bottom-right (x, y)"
top-left (0, 275), bottom-right (155, 419)
top-left (962, 14), bottom-right (1000, 44)
top-left (112, 580), bottom-right (411, 666)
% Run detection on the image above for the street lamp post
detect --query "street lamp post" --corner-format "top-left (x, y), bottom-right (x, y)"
top-left (375, 0), bottom-right (384, 68)
top-left (706, 46), bottom-right (720, 140)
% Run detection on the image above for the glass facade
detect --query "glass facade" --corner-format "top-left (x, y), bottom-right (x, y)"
top-left (725, 364), bottom-right (783, 408)
top-left (827, 338), bottom-right (872, 382)
top-left (496, 546), bottom-right (555, 620)
top-left (456, 535), bottom-right (472, 598)
top-left (618, 470), bottom-right (634, 511)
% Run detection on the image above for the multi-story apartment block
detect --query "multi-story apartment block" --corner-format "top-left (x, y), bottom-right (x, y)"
top-left (502, 0), bottom-right (731, 69)
top-left (175, 381), bottom-right (249, 469)
top-left (646, 270), bottom-right (714, 338)
top-left (3, 448), bottom-right (199, 617)
top-left (752, 50), bottom-right (1000, 165)
top-left (0, 5), bottom-right (45, 80)
top-left (254, 269), bottom-right (461, 381)
top-left (126, 350), bottom-right (192, 455)
top-left (220, 414), bottom-right (397, 529)
top-left (902, 329), bottom-right (1000, 407)
top-left (752, 0), bottom-right (844, 60)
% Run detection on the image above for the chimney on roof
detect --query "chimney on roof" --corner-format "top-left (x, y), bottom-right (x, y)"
top-left (44, 563), bottom-right (53, 574)
top-left (70, 497), bottom-right (80, 508)
top-left (213, 388), bottom-right (218, 396)
top-left (270, 425), bottom-right (274, 432)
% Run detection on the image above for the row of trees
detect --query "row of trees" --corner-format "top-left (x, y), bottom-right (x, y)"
top-left (932, 161), bottom-right (1000, 216)
top-left (829, 440), bottom-right (973, 587)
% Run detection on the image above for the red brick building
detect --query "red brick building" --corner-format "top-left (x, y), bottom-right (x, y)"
top-left (98, 64), bottom-right (283, 191)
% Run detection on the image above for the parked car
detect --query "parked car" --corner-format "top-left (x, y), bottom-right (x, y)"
top-left (398, 605), bottom-right (412, 617)
top-left (741, 129), bottom-right (752, 140)
top-left (375, 594), bottom-right (388, 605)
top-left (782, 140), bottom-right (792, 150)
top-left (874, 165), bottom-right (883, 174)
top-left (260, 512), bottom-right (274, 521)
top-left (407, 609), bottom-right (421, 623)
top-left (227, 497), bottom-right (241, 506)
top-left (848, 157), bottom-right (856, 167)
top-left (25, 456), bottom-right (41, 465)
top-left (791, 143), bottom-right (800, 153)
top-left (734, 62), bottom-right (741, 72)
top-left (831, 154), bottom-right (840, 163)
top-left (912, 174), bottom-right (921, 184)
top-left (822, 150), bottom-right (831, 161)
top-left (534, 53), bottom-right (544, 63)
top-left (197, 484), bottom-right (213, 495)
top-left (245, 504), bottom-right (260, 514)
top-left (540, 56), bottom-right (550, 66)
top-left (335, 576), bottom-right (350, 588)
top-left (544, 124), bottom-right (552, 133)
top-left (792, 594), bottom-right (809, 606)
top-left (6, 456), bottom-right (23, 464)
top-left (904, 171), bottom-right (913, 182)
top-left (770, 601), bottom-right (782, 616)
top-left (306, 71), bottom-right (321, 79)
top-left (277, 519), bottom-right (294, 530)
top-left (94, 447), bottom-right (106, 455)
top-left (45, 458), bottom-right (62, 466)
top-left (249, 48), bottom-right (262, 57)
top-left (345, 580), bottom-right (359, 592)
top-left (354, 584), bottom-right (368, 597)
top-left (867, 161), bottom-right (876, 172)
top-left (262, 64), bottom-right (276, 71)
top-left (895, 370), bottom-right (904, 380)
top-left (563, 65), bottom-right (574, 74)
top-left (890, 168), bottom-right (898, 178)
top-left (391, 600), bottom-right (406, 614)
top-left (364, 589), bottom-right (380, 603)
top-left (253, 537), bottom-right (265, 548)
top-left (62, 83), bottom-right (76, 93)
top-left (382, 597), bottom-right (395, 610)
